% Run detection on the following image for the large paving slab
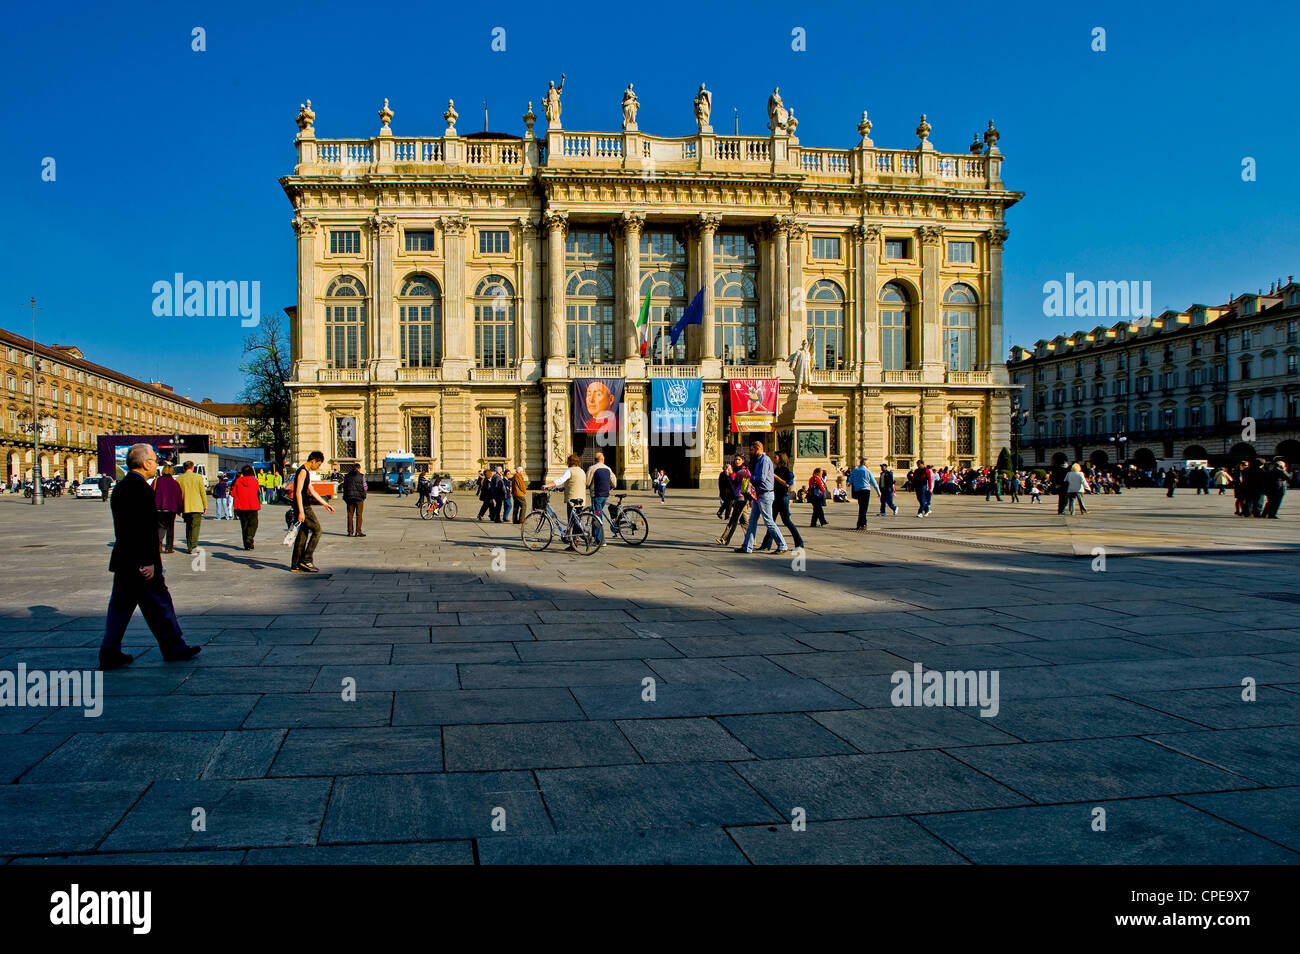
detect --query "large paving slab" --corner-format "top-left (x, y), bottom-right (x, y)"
top-left (2, 488), bottom-right (1299, 863)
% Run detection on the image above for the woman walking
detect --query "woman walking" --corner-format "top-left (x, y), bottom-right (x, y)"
top-left (760, 452), bottom-right (805, 550)
top-left (1065, 463), bottom-right (1090, 514)
top-left (153, 463), bottom-right (182, 554)
top-left (232, 465), bottom-right (262, 550)
top-left (717, 455), bottom-right (751, 546)
top-left (716, 463), bottom-right (734, 520)
top-left (808, 468), bottom-right (829, 527)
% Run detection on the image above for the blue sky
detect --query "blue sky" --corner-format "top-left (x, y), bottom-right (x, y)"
top-left (1, 0), bottom-right (1295, 401)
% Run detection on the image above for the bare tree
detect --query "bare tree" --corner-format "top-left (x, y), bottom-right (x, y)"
top-left (238, 314), bottom-right (292, 468)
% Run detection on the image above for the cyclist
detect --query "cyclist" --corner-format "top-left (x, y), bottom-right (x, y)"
top-left (544, 453), bottom-right (588, 551)
top-left (586, 451), bottom-right (617, 546)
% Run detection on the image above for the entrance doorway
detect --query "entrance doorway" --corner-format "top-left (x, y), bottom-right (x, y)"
top-left (648, 443), bottom-right (695, 489)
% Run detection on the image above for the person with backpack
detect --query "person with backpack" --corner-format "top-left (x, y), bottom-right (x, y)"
top-left (342, 463), bottom-right (367, 536)
top-left (212, 473), bottom-right (232, 520)
top-left (716, 454), bottom-right (751, 545)
top-left (914, 460), bottom-right (934, 517)
top-left (807, 468), bottom-right (829, 527)
top-left (586, 452), bottom-right (616, 545)
top-left (877, 463), bottom-right (897, 515)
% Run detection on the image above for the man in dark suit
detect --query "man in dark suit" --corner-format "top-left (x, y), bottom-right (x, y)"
top-left (99, 443), bottom-right (202, 671)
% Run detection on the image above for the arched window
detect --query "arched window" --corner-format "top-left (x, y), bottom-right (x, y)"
top-left (474, 274), bottom-right (515, 368)
top-left (714, 233), bottom-right (758, 365)
top-left (806, 280), bottom-right (844, 369)
top-left (399, 274), bottom-right (442, 368)
top-left (639, 270), bottom-right (687, 362)
top-left (325, 275), bottom-right (368, 369)
top-left (942, 283), bottom-right (978, 371)
top-left (880, 282), bottom-right (912, 371)
top-left (565, 271), bottom-right (615, 363)
top-left (565, 231), bottom-right (615, 363)
top-left (640, 231), bottom-right (687, 362)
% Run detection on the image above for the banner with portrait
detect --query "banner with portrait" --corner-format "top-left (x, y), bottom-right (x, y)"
top-left (727, 378), bottom-right (778, 432)
top-left (650, 378), bottom-right (702, 434)
top-left (572, 378), bottom-right (624, 434)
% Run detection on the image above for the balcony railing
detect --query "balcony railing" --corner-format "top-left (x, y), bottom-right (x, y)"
top-left (570, 363), bottom-right (624, 377)
top-left (944, 370), bottom-right (992, 385)
top-left (811, 368), bottom-right (859, 384)
top-left (882, 370), bottom-right (923, 384)
top-left (469, 367), bottom-right (523, 382)
top-left (317, 368), bottom-right (368, 383)
top-left (645, 365), bottom-right (701, 378)
top-left (395, 366), bottom-right (442, 382)
top-left (723, 365), bottom-right (776, 378)
top-left (297, 127), bottom-right (1006, 188)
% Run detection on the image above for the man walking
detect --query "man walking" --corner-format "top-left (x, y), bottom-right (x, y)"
top-left (1262, 460), bottom-right (1290, 518)
top-left (232, 464), bottom-right (261, 550)
top-left (738, 441), bottom-right (787, 554)
top-left (587, 451), bottom-right (616, 546)
top-left (914, 460), bottom-right (934, 517)
top-left (1009, 471), bottom-right (1022, 503)
top-left (476, 468), bottom-right (494, 521)
top-left (847, 458), bottom-right (881, 530)
top-left (99, 472), bottom-right (111, 502)
top-left (984, 469), bottom-right (1003, 501)
top-left (760, 451), bottom-right (804, 551)
top-left (176, 461), bottom-right (207, 554)
top-left (342, 463), bottom-right (367, 536)
top-left (99, 443), bottom-right (201, 670)
top-left (877, 464), bottom-right (897, 515)
top-left (511, 466), bottom-right (528, 524)
top-left (291, 450), bottom-right (335, 572)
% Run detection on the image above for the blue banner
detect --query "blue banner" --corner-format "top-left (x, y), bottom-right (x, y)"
top-left (650, 378), bottom-right (702, 433)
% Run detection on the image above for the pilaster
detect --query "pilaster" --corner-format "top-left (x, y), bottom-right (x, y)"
top-left (919, 225), bottom-right (945, 383)
top-left (544, 210), bottom-right (569, 378)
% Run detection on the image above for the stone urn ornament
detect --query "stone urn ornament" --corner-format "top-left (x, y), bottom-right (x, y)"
top-left (379, 98), bottom-right (393, 131)
top-left (296, 100), bottom-right (315, 133)
top-left (444, 99), bottom-right (458, 133)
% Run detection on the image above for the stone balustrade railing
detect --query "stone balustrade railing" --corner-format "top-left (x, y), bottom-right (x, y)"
top-left (296, 126), bottom-right (1003, 188)
top-left (307, 364), bottom-right (1001, 386)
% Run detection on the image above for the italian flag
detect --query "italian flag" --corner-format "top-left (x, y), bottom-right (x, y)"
top-left (635, 288), bottom-right (651, 357)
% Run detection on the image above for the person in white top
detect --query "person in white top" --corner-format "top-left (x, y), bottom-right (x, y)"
top-left (544, 453), bottom-right (588, 551)
top-left (1064, 463), bottom-right (1090, 514)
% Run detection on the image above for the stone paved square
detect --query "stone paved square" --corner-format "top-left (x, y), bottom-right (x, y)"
top-left (2, 488), bottom-right (1299, 863)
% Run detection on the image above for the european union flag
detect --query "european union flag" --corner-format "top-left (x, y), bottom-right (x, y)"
top-left (669, 287), bottom-right (704, 347)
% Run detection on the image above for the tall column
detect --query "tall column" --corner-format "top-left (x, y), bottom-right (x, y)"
top-left (621, 211), bottom-right (645, 367)
top-left (919, 225), bottom-right (945, 382)
top-left (698, 213), bottom-right (720, 372)
top-left (373, 214), bottom-right (398, 370)
top-left (543, 209), bottom-right (568, 378)
top-left (291, 213), bottom-right (319, 379)
top-left (857, 224), bottom-right (882, 377)
top-left (788, 221), bottom-right (807, 352)
top-left (518, 215), bottom-right (541, 376)
top-left (987, 227), bottom-right (1009, 383)
top-left (773, 215), bottom-right (790, 367)
top-left (440, 214), bottom-right (470, 379)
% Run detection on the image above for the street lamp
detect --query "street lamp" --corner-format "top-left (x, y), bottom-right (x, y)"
top-left (1108, 430), bottom-right (1128, 466)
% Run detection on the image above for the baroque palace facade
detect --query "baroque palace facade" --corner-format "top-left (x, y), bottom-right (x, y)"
top-left (280, 85), bottom-right (1021, 485)
top-left (1007, 279), bottom-right (1300, 470)
top-left (1, 327), bottom-right (218, 483)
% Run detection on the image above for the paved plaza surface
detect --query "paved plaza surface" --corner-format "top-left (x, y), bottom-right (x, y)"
top-left (1, 486), bottom-right (1298, 865)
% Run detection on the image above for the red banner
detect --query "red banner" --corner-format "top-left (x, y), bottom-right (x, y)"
top-left (728, 378), bottom-right (778, 432)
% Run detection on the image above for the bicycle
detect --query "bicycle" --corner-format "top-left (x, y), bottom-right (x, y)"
top-left (592, 493), bottom-right (649, 545)
top-left (417, 490), bottom-right (458, 520)
top-left (520, 492), bottom-right (599, 555)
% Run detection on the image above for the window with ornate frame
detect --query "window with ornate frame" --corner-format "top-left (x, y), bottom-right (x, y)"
top-left (880, 282), bottom-right (912, 371)
top-left (565, 231), bottom-right (615, 363)
top-left (398, 275), bottom-right (442, 368)
top-left (714, 232), bottom-right (758, 365)
top-left (473, 274), bottom-right (515, 368)
top-left (807, 280), bottom-right (844, 370)
top-left (942, 283), bottom-right (978, 371)
top-left (891, 414), bottom-right (914, 455)
top-left (325, 275), bottom-right (368, 369)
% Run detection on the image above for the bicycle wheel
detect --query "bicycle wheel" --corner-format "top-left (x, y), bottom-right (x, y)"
top-left (568, 512), bottom-right (600, 556)
top-left (520, 511), bottom-right (553, 551)
top-left (418, 500), bottom-right (432, 520)
top-left (442, 499), bottom-right (457, 519)
top-left (614, 509), bottom-right (648, 545)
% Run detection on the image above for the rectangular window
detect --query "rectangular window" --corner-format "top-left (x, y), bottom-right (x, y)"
top-left (479, 230), bottom-right (510, 254)
top-left (1189, 405), bottom-right (1203, 427)
top-left (1289, 355), bottom-right (1298, 375)
top-left (405, 230), bottom-right (435, 252)
top-left (884, 238), bottom-right (910, 260)
top-left (811, 237), bottom-right (840, 260)
top-left (947, 241), bottom-right (974, 264)
top-left (891, 416), bottom-right (914, 456)
top-left (410, 416), bottom-right (431, 457)
top-left (335, 416), bottom-right (357, 459)
top-left (828, 418), bottom-right (840, 457)
top-left (330, 230), bottom-right (361, 254)
top-left (485, 416), bottom-right (506, 459)
top-left (1289, 322), bottom-right (1298, 344)
top-left (956, 417), bottom-right (975, 456)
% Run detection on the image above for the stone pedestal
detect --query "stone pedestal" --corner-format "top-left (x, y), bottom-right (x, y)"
top-left (776, 388), bottom-right (833, 478)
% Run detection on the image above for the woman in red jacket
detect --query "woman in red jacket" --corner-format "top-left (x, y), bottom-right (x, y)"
top-left (808, 469), bottom-right (829, 528)
top-left (231, 465), bottom-right (263, 550)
